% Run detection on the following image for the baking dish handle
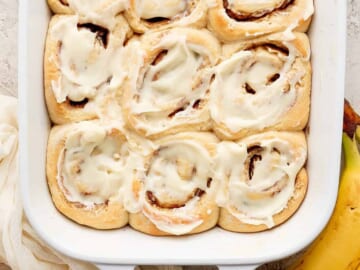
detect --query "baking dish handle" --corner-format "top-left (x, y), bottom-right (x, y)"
top-left (95, 265), bottom-right (260, 270)
top-left (95, 264), bottom-right (135, 270)
top-left (218, 265), bottom-right (260, 270)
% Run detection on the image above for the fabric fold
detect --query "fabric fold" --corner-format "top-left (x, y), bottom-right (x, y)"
top-left (0, 94), bottom-right (95, 270)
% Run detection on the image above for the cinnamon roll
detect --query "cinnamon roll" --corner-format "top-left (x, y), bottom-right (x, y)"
top-left (210, 32), bottom-right (311, 140)
top-left (44, 15), bottom-right (132, 124)
top-left (125, 0), bottom-right (208, 33)
top-left (215, 131), bottom-right (308, 232)
top-left (46, 121), bottom-right (135, 229)
top-left (129, 132), bottom-right (219, 236)
top-left (122, 28), bottom-right (221, 138)
top-left (207, 0), bottom-right (314, 42)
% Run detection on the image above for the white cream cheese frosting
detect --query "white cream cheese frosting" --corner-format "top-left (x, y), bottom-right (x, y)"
top-left (215, 132), bottom-right (307, 227)
top-left (210, 40), bottom-right (305, 133)
top-left (136, 0), bottom-right (187, 19)
top-left (127, 31), bottom-right (218, 136)
top-left (66, 0), bottom-right (128, 27)
top-left (145, 140), bottom-right (212, 201)
top-left (57, 122), bottom-right (138, 208)
top-left (55, 122), bottom-right (307, 232)
top-left (50, 16), bottom-right (127, 116)
top-left (140, 138), bottom-right (215, 235)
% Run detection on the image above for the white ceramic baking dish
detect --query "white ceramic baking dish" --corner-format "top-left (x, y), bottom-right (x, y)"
top-left (18, 1), bottom-right (346, 269)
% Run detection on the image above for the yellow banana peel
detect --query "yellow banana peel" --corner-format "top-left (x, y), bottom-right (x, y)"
top-left (289, 127), bottom-right (360, 270)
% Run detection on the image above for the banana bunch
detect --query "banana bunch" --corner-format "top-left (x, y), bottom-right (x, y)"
top-left (290, 100), bottom-right (360, 270)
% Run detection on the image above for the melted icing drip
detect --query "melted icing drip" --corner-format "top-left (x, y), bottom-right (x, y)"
top-left (138, 0), bottom-right (188, 21)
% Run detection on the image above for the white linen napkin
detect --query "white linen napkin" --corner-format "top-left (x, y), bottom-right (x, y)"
top-left (0, 94), bottom-right (96, 270)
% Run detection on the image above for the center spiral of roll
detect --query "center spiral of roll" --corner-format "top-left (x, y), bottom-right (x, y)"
top-left (126, 29), bottom-right (219, 137)
top-left (137, 42), bottom-right (208, 116)
top-left (215, 133), bottom-right (307, 228)
top-left (210, 41), bottom-right (300, 132)
top-left (144, 141), bottom-right (212, 209)
top-left (59, 125), bottom-right (130, 206)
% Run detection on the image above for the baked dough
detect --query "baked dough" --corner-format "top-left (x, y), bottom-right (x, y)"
top-left (44, 15), bottom-right (131, 124)
top-left (46, 121), bottom-right (133, 229)
top-left (215, 131), bottom-right (308, 232)
top-left (210, 32), bottom-right (311, 140)
top-left (129, 132), bottom-right (220, 235)
top-left (122, 27), bottom-right (221, 139)
top-left (125, 0), bottom-right (207, 33)
top-left (47, 0), bottom-right (128, 17)
top-left (207, 0), bottom-right (314, 42)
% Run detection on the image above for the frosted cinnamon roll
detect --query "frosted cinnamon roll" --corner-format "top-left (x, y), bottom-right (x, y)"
top-left (207, 0), bottom-right (314, 42)
top-left (46, 121), bottom-right (136, 229)
top-left (44, 15), bottom-right (132, 124)
top-left (130, 132), bottom-right (219, 236)
top-left (122, 28), bottom-right (220, 138)
top-left (215, 131), bottom-right (307, 232)
top-left (125, 0), bottom-right (208, 33)
top-left (210, 32), bottom-right (311, 140)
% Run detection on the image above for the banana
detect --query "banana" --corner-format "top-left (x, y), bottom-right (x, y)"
top-left (289, 127), bottom-right (360, 270)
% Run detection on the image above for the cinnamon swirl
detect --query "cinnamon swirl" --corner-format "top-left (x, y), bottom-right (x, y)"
top-left (46, 121), bottom-right (136, 229)
top-left (215, 131), bottom-right (308, 232)
top-left (129, 132), bottom-right (219, 235)
top-left (122, 28), bottom-right (220, 138)
top-left (210, 32), bottom-right (311, 140)
top-left (125, 0), bottom-right (207, 33)
top-left (44, 15), bottom-right (131, 124)
top-left (207, 0), bottom-right (314, 42)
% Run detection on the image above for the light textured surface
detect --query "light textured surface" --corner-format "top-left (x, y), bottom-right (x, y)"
top-left (0, 1), bottom-right (358, 269)
top-left (0, 0), bottom-right (17, 97)
top-left (346, 0), bottom-right (360, 108)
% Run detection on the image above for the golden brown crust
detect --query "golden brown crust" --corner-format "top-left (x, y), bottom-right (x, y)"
top-left (207, 0), bottom-right (314, 42)
top-left (47, 0), bottom-right (73, 14)
top-left (44, 15), bottom-right (131, 124)
top-left (46, 123), bottom-right (128, 229)
top-left (122, 28), bottom-right (221, 139)
top-left (44, 15), bottom-right (92, 125)
top-left (124, 0), bottom-right (207, 34)
top-left (218, 169), bottom-right (308, 233)
top-left (129, 132), bottom-right (220, 235)
top-left (217, 131), bottom-right (307, 232)
top-left (211, 32), bottom-right (311, 141)
top-left (130, 200), bottom-right (220, 236)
